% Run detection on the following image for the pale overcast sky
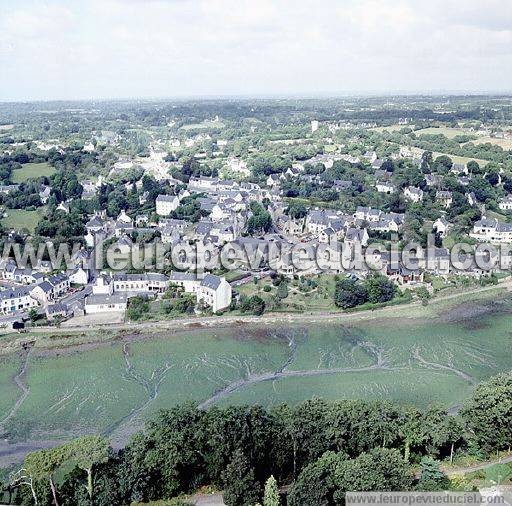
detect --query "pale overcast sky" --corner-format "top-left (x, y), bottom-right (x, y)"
top-left (1, 0), bottom-right (511, 101)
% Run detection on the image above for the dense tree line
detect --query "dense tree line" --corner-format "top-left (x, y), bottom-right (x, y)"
top-left (4, 372), bottom-right (511, 505)
top-left (334, 275), bottom-right (396, 309)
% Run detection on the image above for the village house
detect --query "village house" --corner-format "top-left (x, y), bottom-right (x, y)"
top-left (498, 195), bottom-right (512, 211)
top-left (266, 174), bottom-right (281, 188)
top-left (425, 174), bottom-right (441, 187)
top-left (471, 218), bottom-right (512, 243)
top-left (344, 228), bottom-right (369, 248)
top-left (0, 287), bottom-right (39, 315)
top-left (354, 206), bottom-right (382, 223)
top-left (169, 272), bottom-right (232, 312)
top-left (85, 294), bottom-right (128, 314)
top-left (375, 181), bottom-right (396, 194)
top-left (404, 186), bottom-right (424, 203)
top-left (29, 274), bottom-right (70, 306)
top-left (156, 194), bottom-right (180, 216)
top-left (68, 267), bottom-right (90, 285)
top-left (112, 273), bottom-right (170, 294)
top-left (169, 272), bottom-right (201, 293)
top-left (45, 302), bottom-right (67, 321)
top-left (436, 191), bottom-right (453, 208)
top-left (433, 217), bottom-right (451, 237)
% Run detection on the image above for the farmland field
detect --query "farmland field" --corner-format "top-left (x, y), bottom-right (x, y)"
top-left (432, 151), bottom-right (489, 167)
top-left (469, 136), bottom-right (512, 151)
top-left (180, 120), bottom-right (225, 130)
top-left (415, 127), bottom-right (469, 139)
top-left (0, 291), bottom-right (511, 453)
top-left (1, 208), bottom-right (44, 232)
top-left (11, 162), bottom-right (56, 183)
top-left (369, 124), bottom-right (412, 133)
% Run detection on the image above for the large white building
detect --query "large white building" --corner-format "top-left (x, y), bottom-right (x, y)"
top-left (0, 287), bottom-right (39, 315)
top-left (156, 195), bottom-right (179, 216)
top-left (471, 218), bottom-right (512, 243)
top-left (85, 294), bottom-right (127, 314)
top-left (169, 272), bottom-right (232, 312)
top-left (196, 274), bottom-right (232, 312)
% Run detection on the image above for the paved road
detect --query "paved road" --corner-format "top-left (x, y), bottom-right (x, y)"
top-left (60, 285), bottom-right (92, 306)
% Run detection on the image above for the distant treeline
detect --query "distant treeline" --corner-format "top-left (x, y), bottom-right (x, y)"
top-left (3, 372), bottom-right (511, 506)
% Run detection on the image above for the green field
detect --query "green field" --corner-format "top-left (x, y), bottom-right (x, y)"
top-left (236, 275), bottom-right (338, 312)
top-left (369, 124), bottom-right (412, 133)
top-left (12, 162), bottom-right (56, 183)
top-left (0, 292), bottom-right (511, 445)
top-left (416, 127), bottom-right (470, 139)
top-left (180, 120), bottom-right (225, 131)
top-left (432, 151), bottom-right (489, 167)
top-left (1, 208), bottom-right (43, 232)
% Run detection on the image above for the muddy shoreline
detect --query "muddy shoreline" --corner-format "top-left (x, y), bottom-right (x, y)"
top-left (0, 283), bottom-right (510, 468)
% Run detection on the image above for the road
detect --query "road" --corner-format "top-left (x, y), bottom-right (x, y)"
top-left (60, 285), bottom-right (92, 306)
top-left (443, 453), bottom-right (512, 477)
top-left (32, 277), bottom-right (512, 335)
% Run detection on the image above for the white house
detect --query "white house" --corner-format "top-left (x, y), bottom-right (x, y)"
top-left (376, 181), bottom-right (395, 194)
top-left (112, 273), bottom-right (169, 294)
top-left (471, 218), bottom-right (512, 243)
top-left (156, 195), bottom-right (179, 216)
top-left (68, 268), bottom-right (89, 285)
top-left (404, 186), bottom-right (424, 203)
top-left (85, 294), bottom-right (127, 314)
top-left (499, 195), bottom-right (512, 211)
top-left (196, 274), bottom-right (232, 312)
top-left (0, 287), bottom-right (39, 315)
top-left (433, 217), bottom-right (451, 237)
top-left (169, 272), bottom-right (232, 312)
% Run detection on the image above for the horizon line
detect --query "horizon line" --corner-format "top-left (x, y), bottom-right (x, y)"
top-left (2, 90), bottom-right (512, 105)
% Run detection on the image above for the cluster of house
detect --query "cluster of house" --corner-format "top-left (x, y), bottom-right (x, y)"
top-left (0, 259), bottom-right (73, 319)
top-left (86, 271), bottom-right (232, 314)
top-left (0, 255), bottom-right (232, 320)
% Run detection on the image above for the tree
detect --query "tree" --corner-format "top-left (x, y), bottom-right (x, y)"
top-left (287, 451), bottom-right (342, 506)
top-left (417, 457), bottom-right (449, 491)
top-left (222, 449), bottom-right (261, 506)
top-left (263, 475), bottom-right (279, 506)
top-left (285, 202), bottom-right (307, 219)
top-left (334, 278), bottom-right (368, 309)
top-left (24, 446), bottom-right (70, 506)
top-left (240, 295), bottom-right (266, 316)
top-left (289, 448), bottom-right (412, 506)
top-left (276, 282), bottom-right (288, 300)
top-left (332, 448), bottom-right (413, 503)
top-left (65, 435), bottom-right (110, 500)
top-left (28, 308), bottom-right (39, 323)
top-left (461, 372), bottom-right (512, 453)
top-left (364, 275), bottom-right (396, 304)
top-left (416, 286), bottom-right (431, 306)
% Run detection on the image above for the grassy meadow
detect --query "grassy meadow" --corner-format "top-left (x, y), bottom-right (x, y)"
top-left (1, 208), bottom-right (44, 233)
top-left (12, 162), bottom-right (56, 183)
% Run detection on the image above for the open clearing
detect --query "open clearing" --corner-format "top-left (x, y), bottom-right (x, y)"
top-left (1, 208), bottom-right (43, 233)
top-left (415, 127), bottom-right (470, 139)
top-left (11, 162), bottom-right (56, 183)
top-left (0, 291), bottom-right (511, 452)
top-left (432, 151), bottom-right (489, 167)
top-left (469, 136), bottom-right (512, 150)
top-left (180, 120), bottom-right (225, 131)
top-left (369, 124), bottom-right (411, 133)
